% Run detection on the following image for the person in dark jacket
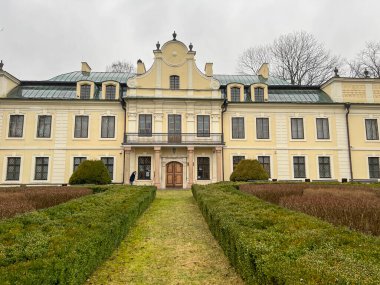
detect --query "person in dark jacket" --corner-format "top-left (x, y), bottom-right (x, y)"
top-left (129, 171), bottom-right (136, 185)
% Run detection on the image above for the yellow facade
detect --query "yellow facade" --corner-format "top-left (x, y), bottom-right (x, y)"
top-left (1, 33), bottom-right (380, 187)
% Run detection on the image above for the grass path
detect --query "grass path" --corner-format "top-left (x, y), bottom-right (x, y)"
top-left (87, 190), bottom-right (244, 285)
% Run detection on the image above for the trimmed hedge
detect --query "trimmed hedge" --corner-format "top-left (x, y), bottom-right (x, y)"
top-left (230, 159), bottom-right (269, 182)
top-left (69, 160), bottom-right (111, 185)
top-left (192, 182), bottom-right (380, 284)
top-left (0, 185), bottom-right (156, 285)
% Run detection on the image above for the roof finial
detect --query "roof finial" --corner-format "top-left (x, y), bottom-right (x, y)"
top-left (334, 67), bottom-right (339, 77)
top-left (364, 68), bottom-right (370, 78)
top-left (156, 41), bottom-right (160, 50)
top-left (0, 60), bottom-right (3, 71)
top-left (172, 31), bottom-right (177, 40)
top-left (189, 43), bottom-right (193, 51)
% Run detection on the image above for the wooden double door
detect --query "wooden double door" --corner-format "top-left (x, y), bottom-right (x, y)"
top-left (166, 161), bottom-right (183, 188)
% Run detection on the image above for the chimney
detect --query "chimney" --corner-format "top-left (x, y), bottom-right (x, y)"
top-left (81, 62), bottom-right (91, 73)
top-left (137, 59), bottom-right (146, 75)
top-left (204, 63), bottom-right (213, 77)
top-left (257, 63), bottom-right (269, 79)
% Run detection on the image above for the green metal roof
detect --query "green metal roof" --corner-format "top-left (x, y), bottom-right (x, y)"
top-left (49, 71), bottom-right (134, 83)
top-left (268, 89), bottom-right (333, 103)
top-left (8, 85), bottom-right (77, 99)
top-left (214, 74), bottom-right (289, 86)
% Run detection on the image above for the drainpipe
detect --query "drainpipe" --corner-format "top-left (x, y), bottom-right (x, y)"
top-left (121, 97), bottom-right (127, 184)
top-left (221, 98), bottom-right (228, 181)
top-left (344, 103), bottom-right (353, 182)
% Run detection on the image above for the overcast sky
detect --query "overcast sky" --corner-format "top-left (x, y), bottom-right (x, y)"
top-left (1, 0), bottom-right (380, 80)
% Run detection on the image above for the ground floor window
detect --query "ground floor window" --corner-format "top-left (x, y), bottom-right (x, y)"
top-left (197, 157), bottom-right (210, 180)
top-left (101, 157), bottom-right (114, 180)
top-left (138, 156), bottom-right (151, 180)
top-left (318, 156), bottom-right (331, 178)
top-left (258, 156), bottom-right (271, 177)
top-left (35, 157), bottom-right (49, 180)
top-left (368, 157), bottom-right (380, 178)
top-left (232, 156), bottom-right (245, 170)
top-left (293, 156), bottom-right (306, 178)
top-left (73, 157), bottom-right (86, 172)
top-left (6, 157), bottom-right (21, 181)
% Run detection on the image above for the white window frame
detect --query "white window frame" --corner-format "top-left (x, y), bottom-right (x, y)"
top-left (364, 118), bottom-right (380, 142)
top-left (99, 115), bottom-right (117, 140)
top-left (315, 117), bottom-right (331, 141)
top-left (72, 114), bottom-right (90, 140)
top-left (2, 156), bottom-right (23, 183)
top-left (367, 156), bottom-right (380, 179)
top-left (289, 117), bottom-right (306, 141)
top-left (291, 155), bottom-right (308, 179)
top-left (136, 155), bottom-right (153, 181)
top-left (316, 155), bottom-right (334, 179)
top-left (31, 155), bottom-right (51, 182)
top-left (35, 114), bottom-right (53, 140)
top-left (195, 154), bottom-right (212, 182)
top-left (255, 116), bottom-right (271, 141)
top-left (7, 113), bottom-right (25, 140)
top-left (231, 116), bottom-right (246, 140)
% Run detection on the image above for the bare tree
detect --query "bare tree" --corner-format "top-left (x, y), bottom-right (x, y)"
top-left (237, 45), bottom-right (272, 75)
top-left (237, 31), bottom-right (342, 85)
top-left (106, 60), bottom-right (135, 74)
top-left (348, 42), bottom-right (380, 78)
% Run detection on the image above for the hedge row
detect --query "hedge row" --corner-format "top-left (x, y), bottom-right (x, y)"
top-left (192, 182), bottom-right (380, 284)
top-left (0, 185), bottom-right (156, 285)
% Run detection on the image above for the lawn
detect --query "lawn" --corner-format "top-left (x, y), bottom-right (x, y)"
top-left (87, 190), bottom-right (243, 285)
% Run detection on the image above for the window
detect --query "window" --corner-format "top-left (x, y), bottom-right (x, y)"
top-left (101, 116), bottom-right (115, 138)
top-left (101, 157), bottom-right (114, 180)
top-left (293, 156), bottom-right (306, 178)
top-left (258, 156), bottom-right (271, 177)
top-left (197, 115), bottom-right (210, 137)
top-left (34, 157), bottom-right (49, 180)
top-left (138, 156), bottom-right (151, 180)
top-left (105, 85), bottom-right (116, 100)
top-left (291, 118), bottom-right (304, 139)
top-left (74, 116), bottom-right (89, 138)
top-left (232, 117), bottom-right (245, 139)
top-left (233, 156), bottom-right (245, 170)
top-left (197, 157), bottom-right (210, 180)
top-left (139, 114), bottom-right (152, 136)
top-left (318, 157), bottom-right (331, 178)
top-left (254, 87), bottom-right (264, 102)
top-left (8, 115), bottom-right (24, 138)
top-left (170, 75), bottom-right (180, 90)
top-left (365, 119), bottom-right (379, 140)
top-left (256, 118), bottom-right (269, 139)
top-left (368, 157), bottom-right (380, 178)
top-left (244, 88), bottom-right (251, 102)
top-left (316, 118), bottom-right (330, 139)
top-left (6, 157), bottom-right (21, 181)
top-left (73, 157), bottom-right (86, 172)
top-left (80, 84), bottom-right (91, 99)
top-left (37, 115), bottom-right (52, 138)
top-left (231, 87), bottom-right (240, 102)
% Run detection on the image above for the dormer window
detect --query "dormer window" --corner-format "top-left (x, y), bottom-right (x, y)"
top-left (254, 87), bottom-right (264, 102)
top-left (80, 84), bottom-right (91, 99)
top-left (105, 85), bottom-right (116, 100)
top-left (231, 87), bottom-right (240, 102)
top-left (170, 75), bottom-right (180, 90)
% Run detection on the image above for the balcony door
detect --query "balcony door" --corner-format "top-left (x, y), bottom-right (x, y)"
top-left (168, 114), bottom-right (181, 143)
top-left (166, 161), bottom-right (183, 188)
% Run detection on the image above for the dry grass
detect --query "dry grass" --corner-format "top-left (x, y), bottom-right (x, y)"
top-left (87, 190), bottom-right (244, 285)
top-left (240, 184), bottom-right (380, 236)
top-left (0, 186), bottom-right (92, 219)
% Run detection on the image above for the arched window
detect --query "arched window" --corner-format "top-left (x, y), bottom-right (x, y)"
top-left (80, 84), bottom-right (91, 99)
top-left (230, 87), bottom-right (240, 102)
top-left (105, 85), bottom-right (116, 100)
top-left (254, 87), bottom-right (264, 102)
top-left (170, 75), bottom-right (180, 90)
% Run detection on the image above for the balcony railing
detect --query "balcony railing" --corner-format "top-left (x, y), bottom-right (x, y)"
top-left (123, 133), bottom-right (224, 145)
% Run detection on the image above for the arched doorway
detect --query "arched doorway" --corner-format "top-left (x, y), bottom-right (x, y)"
top-left (166, 161), bottom-right (183, 188)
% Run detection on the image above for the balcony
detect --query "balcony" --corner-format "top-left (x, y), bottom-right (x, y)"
top-left (123, 133), bottom-right (224, 145)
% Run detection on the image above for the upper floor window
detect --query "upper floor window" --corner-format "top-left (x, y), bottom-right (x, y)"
top-left (365, 119), bottom-right (379, 140)
top-left (80, 84), bottom-right (91, 99)
top-left (316, 118), bottom-right (330, 139)
top-left (291, 118), bottom-right (304, 139)
top-left (37, 115), bottom-right (52, 138)
top-left (74, 115), bottom-right (89, 138)
top-left (139, 114), bottom-right (152, 136)
top-left (231, 87), bottom-right (240, 102)
top-left (8, 115), bottom-right (24, 138)
top-left (256, 118), bottom-right (269, 139)
top-left (232, 117), bottom-right (245, 139)
top-left (197, 115), bottom-right (210, 137)
top-left (105, 85), bottom-right (116, 100)
top-left (170, 75), bottom-right (180, 90)
top-left (254, 88), bottom-right (264, 102)
top-left (101, 116), bottom-right (115, 138)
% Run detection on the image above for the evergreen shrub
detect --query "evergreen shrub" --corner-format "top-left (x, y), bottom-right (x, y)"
top-left (230, 159), bottom-right (269, 181)
top-left (69, 160), bottom-right (111, 185)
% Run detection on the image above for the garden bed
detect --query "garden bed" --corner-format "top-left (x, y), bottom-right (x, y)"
top-left (192, 182), bottom-right (380, 284)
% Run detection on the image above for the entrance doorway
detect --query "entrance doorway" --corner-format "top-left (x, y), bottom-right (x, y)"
top-left (166, 161), bottom-right (183, 188)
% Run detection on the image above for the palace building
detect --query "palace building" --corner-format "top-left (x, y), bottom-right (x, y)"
top-left (1, 33), bottom-right (380, 188)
